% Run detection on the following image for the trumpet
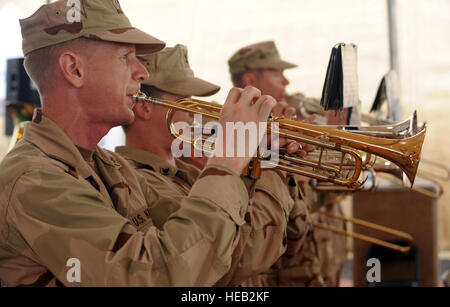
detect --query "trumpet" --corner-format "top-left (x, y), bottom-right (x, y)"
top-left (133, 92), bottom-right (426, 188)
top-left (287, 101), bottom-right (438, 193)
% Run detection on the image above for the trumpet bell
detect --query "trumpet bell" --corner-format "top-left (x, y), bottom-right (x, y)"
top-left (276, 118), bottom-right (426, 187)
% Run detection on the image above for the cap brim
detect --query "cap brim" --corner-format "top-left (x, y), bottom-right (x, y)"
top-left (276, 59), bottom-right (298, 70)
top-left (91, 27), bottom-right (165, 55)
top-left (158, 77), bottom-right (220, 97)
top-left (252, 58), bottom-right (298, 71)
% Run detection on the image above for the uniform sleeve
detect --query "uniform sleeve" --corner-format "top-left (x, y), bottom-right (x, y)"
top-left (216, 169), bottom-right (293, 286)
top-left (283, 175), bottom-right (314, 256)
top-left (5, 164), bottom-right (249, 286)
top-left (258, 175), bottom-right (324, 287)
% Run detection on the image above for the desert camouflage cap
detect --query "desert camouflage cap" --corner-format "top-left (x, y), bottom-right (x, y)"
top-left (20, 0), bottom-right (165, 56)
top-left (138, 44), bottom-right (220, 97)
top-left (285, 92), bottom-right (326, 115)
top-left (228, 41), bottom-right (298, 74)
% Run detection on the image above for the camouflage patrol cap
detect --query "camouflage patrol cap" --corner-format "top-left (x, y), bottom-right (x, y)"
top-left (138, 44), bottom-right (220, 97)
top-left (20, 0), bottom-right (165, 56)
top-left (285, 92), bottom-right (325, 113)
top-left (228, 41), bottom-right (298, 74)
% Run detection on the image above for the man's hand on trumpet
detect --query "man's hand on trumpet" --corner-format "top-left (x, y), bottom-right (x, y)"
top-left (270, 100), bottom-right (316, 158)
top-left (272, 100), bottom-right (297, 120)
top-left (278, 138), bottom-right (315, 158)
top-left (208, 86), bottom-right (276, 174)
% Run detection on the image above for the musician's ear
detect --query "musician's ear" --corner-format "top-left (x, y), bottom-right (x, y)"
top-left (241, 71), bottom-right (259, 87)
top-left (133, 102), bottom-right (153, 120)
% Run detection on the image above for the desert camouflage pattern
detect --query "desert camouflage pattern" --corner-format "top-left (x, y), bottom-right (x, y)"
top-left (138, 45), bottom-right (220, 97)
top-left (241, 174), bottom-right (321, 287)
top-left (114, 147), bottom-right (200, 229)
top-left (228, 41), bottom-right (297, 75)
top-left (274, 176), bottom-right (347, 287)
top-left (267, 176), bottom-right (348, 287)
top-left (284, 92), bottom-right (348, 286)
top-left (116, 146), bottom-right (301, 286)
top-left (221, 169), bottom-right (295, 286)
top-left (20, 0), bottom-right (165, 55)
top-left (0, 109), bottom-right (250, 286)
top-left (284, 92), bottom-right (328, 125)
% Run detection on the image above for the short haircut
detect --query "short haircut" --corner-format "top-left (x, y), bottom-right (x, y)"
top-left (23, 37), bottom-right (94, 95)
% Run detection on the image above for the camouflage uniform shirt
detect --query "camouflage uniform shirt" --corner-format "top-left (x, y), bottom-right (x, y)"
top-left (0, 110), bottom-right (250, 286)
top-left (116, 146), bottom-right (295, 286)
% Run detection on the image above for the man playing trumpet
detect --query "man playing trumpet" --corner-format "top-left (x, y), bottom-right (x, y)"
top-left (0, 0), bottom-right (278, 287)
top-left (117, 44), bottom-right (310, 286)
top-left (228, 40), bottom-right (348, 286)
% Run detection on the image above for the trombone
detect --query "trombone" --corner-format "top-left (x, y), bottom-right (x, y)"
top-left (133, 92), bottom-right (426, 189)
top-left (312, 210), bottom-right (414, 253)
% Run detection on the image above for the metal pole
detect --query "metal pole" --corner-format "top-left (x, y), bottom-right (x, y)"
top-left (387, 0), bottom-right (398, 71)
top-left (386, 0), bottom-right (403, 121)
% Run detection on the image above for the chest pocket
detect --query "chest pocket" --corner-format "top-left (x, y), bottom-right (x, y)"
top-left (93, 154), bottom-right (132, 217)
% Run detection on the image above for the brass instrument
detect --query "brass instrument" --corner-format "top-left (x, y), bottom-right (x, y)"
top-left (361, 112), bottom-right (449, 184)
top-left (133, 92), bottom-right (418, 253)
top-left (312, 210), bottom-right (414, 253)
top-left (331, 110), bottom-right (423, 139)
top-left (133, 92), bottom-right (426, 189)
top-left (290, 108), bottom-right (438, 195)
top-left (306, 149), bottom-right (442, 198)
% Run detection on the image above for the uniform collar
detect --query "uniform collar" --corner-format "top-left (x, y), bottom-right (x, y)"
top-left (115, 146), bottom-right (200, 185)
top-left (23, 109), bottom-right (122, 178)
top-left (174, 157), bottom-right (202, 186)
top-left (115, 146), bottom-right (178, 177)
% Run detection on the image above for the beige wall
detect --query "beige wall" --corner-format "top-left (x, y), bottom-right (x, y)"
top-left (0, 0), bottom-right (449, 250)
top-left (395, 0), bottom-right (450, 251)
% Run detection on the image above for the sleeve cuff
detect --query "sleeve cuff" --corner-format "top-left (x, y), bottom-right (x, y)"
top-left (189, 164), bottom-right (249, 226)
